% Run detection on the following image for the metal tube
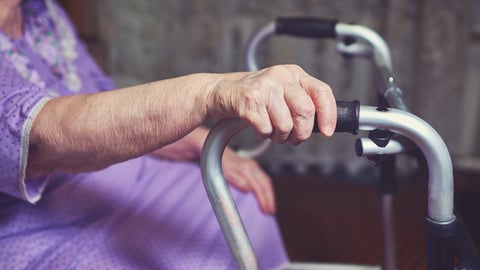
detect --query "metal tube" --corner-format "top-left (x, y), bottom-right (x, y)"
top-left (335, 23), bottom-right (393, 71)
top-left (355, 137), bottom-right (415, 157)
top-left (381, 194), bottom-right (397, 270)
top-left (245, 22), bottom-right (275, 72)
top-left (200, 119), bottom-right (258, 270)
top-left (359, 106), bottom-right (454, 223)
top-left (377, 66), bottom-right (409, 111)
top-left (201, 106), bottom-right (455, 269)
top-left (334, 23), bottom-right (408, 112)
top-left (236, 139), bottom-right (272, 158)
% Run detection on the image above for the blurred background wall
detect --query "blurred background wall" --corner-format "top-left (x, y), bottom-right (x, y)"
top-left (59, 0), bottom-right (479, 178)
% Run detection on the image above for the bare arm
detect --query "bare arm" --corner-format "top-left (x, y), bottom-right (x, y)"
top-left (27, 65), bottom-right (337, 182)
top-left (27, 73), bottom-right (217, 178)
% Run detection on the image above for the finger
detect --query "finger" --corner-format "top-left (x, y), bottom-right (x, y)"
top-left (225, 168), bottom-right (250, 191)
top-left (235, 85), bottom-right (274, 140)
top-left (244, 168), bottom-right (274, 214)
top-left (224, 165), bottom-right (271, 214)
top-left (222, 150), bottom-right (275, 214)
top-left (252, 166), bottom-right (276, 214)
top-left (284, 85), bottom-right (316, 145)
top-left (266, 90), bottom-right (294, 143)
top-left (246, 107), bottom-right (274, 140)
top-left (300, 76), bottom-right (337, 137)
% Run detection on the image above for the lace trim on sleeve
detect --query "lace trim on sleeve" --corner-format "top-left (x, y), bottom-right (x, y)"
top-left (19, 96), bottom-right (52, 203)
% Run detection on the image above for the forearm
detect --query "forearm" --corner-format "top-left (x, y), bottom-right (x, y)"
top-left (26, 65), bottom-right (337, 179)
top-left (26, 73), bottom-right (220, 178)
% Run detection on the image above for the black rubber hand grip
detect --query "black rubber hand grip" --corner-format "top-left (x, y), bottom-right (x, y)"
top-left (275, 17), bottom-right (337, 38)
top-left (313, 100), bottom-right (360, 134)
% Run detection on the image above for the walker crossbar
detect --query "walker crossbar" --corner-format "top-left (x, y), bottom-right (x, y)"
top-left (242, 19), bottom-right (408, 269)
top-left (200, 102), bottom-right (457, 270)
top-left (245, 18), bottom-right (392, 72)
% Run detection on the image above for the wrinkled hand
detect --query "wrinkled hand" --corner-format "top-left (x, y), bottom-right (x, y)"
top-left (222, 147), bottom-right (275, 215)
top-left (207, 64), bottom-right (337, 145)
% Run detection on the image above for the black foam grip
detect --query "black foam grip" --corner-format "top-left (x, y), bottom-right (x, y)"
top-left (275, 17), bottom-right (337, 38)
top-left (313, 100), bottom-right (360, 134)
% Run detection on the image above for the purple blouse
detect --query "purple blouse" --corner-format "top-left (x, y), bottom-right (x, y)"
top-left (0, 1), bottom-right (288, 269)
top-left (0, 0), bottom-right (113, 202)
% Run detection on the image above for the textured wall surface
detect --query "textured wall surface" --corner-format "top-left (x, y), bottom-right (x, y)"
top-left (87, 0), bottom-right (477, 175)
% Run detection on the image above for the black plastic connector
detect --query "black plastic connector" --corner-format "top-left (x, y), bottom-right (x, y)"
top-left (368, 129), bottom-right (394, 148)
top-left (426, 217), bottom-right (456, 270)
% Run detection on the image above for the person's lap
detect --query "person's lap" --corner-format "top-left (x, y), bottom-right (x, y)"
top-left (0, 156), bottom-right (287, 269)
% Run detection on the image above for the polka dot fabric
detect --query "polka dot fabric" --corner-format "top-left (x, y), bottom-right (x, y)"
top-left (0, 58), bottom-right (51, 202)
top-left (0, 0), bottom-right (288, 269)
top-left (0, 0), bottom-right (114, 202)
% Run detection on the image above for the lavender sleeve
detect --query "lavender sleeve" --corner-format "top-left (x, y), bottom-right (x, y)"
top-left (0, 61), bottom-right (52, 203)
top-left (0, 0), bottom-right (114, 203)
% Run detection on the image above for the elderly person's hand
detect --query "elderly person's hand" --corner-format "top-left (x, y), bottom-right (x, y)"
top-left (206, 64), bottom-right (337, 143)
top-left (27, 64), bottom-right (336, 192)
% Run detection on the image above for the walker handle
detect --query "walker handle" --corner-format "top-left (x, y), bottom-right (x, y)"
top-left (314, 100), bottom-right (360, 134)
top-left (276, 17), bottom-right (337, 38)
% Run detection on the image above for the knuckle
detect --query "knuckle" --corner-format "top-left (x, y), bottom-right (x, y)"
top-left (316, 81), bottom-right (333, 94)
top-left (236, 180), bottom-right (250, 191)
top-left (241, 159), bottom-right (257, 171)
top-left (264, 65), bottom-right (291, 77)
top-left (294, 103), bottom-right (315, 119)
top-left (276, 119), bottom-right (294, 134)
top-left (253, 122), bottom-right (273, 138)
top-left (247, 159), bottom-right (259, 168)
top-left (267, 65), bottom-right (284, 73)
top-left (295, 130), bottom-right (311, 141)
top-left (285, 64), bottom-right (303, 72)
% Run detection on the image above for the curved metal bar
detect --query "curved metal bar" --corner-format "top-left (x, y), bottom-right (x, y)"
top-left (200, 118), bottom-right (257, 270)
top-left (356, 136), bottom-right (416, 157)
top-left (201, 106), bottom-right (454, 269)
top-left (335, 23), bottom-right (393, 71)
top-left (359, 106), bottom-right (454, 223)
top-left (379, 67), bottom-right (409, 111)
top-left (236, 139), bottom-right (272, 158)
top-left (334, 23), bottom-right (409, 112)
top-left (245, 21), bottom-right (275, 72)
top-left (245, 21), bottom-right (394, 74)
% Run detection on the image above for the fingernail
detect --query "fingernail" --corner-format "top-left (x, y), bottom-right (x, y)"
top-left (324, 122), bottom-right (335, 137)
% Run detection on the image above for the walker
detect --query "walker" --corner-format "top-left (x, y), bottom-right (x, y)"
top-left (237, 17), bottom-right (403, 159)
top-left (200, 18), bottom-right (480, 270)
top-left (238, 17), bottom-right (406, 270)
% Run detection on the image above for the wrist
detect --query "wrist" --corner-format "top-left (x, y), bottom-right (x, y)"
top-left (203, 72), bottom-right (246, 120)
